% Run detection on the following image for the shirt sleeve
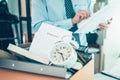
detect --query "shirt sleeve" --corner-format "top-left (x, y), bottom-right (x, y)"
top-left (72, 0), bottom-right (88, 12)
top-left (72, 0), bottom-right (92, 13)
top-left (32, 0), bottom-right (73, 34)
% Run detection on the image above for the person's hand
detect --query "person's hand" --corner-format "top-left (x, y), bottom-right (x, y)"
top-left (98, 23), bottom-right (108, 30)
top-left (98, 18), bottom-right (112, 30)
top-left (72, 10), bottom-right (90, 24)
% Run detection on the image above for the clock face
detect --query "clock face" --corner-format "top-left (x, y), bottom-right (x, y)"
top-left (51, 43), bottom-right (72, 63)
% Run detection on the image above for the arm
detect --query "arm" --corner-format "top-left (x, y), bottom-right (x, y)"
top-left (32, 0), bottom-right (73, 33)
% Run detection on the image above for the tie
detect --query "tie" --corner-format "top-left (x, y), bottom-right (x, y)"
top-left (65, 0), bottom-right (78, 32)
top-left (65, 0), bottom-right (75, 18)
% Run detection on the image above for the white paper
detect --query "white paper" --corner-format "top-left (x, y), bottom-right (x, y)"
top-left (75, 4), bottom-right (113, 33)
top-left (29, 23), bottom-right (72, 60)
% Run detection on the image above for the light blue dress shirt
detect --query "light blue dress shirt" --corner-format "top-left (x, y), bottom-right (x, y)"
top-left (31, 0), bottom-right (92, 46)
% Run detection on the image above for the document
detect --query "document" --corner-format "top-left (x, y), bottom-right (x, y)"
top-left (75, 4), bottom-right (113, 33)
top-left (29, 23), bottom-right (72, 60)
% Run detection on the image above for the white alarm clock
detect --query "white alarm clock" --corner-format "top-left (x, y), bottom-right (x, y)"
top-left (49, 41), bottom-right (77, 68)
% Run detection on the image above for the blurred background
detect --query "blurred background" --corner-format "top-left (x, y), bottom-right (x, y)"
top-left (0, 0), bottom-right (120, 77)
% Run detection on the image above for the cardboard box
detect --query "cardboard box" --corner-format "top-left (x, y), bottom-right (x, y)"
top-left (0, 59), bottom-right (94, 80)
top-left (0, 44), bottom-right (94, 80)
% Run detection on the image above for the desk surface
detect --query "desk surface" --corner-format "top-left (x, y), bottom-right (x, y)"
top-left (0, 69), bottom-right (64, 80)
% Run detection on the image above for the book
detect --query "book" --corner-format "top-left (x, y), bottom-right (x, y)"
top-left (7, 43), bottom-right (50, 65)
top-left (0, 58), bottom-right (67, 78)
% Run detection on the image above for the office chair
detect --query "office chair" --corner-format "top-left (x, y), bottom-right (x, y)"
top-left (0, 0), bottom-right (20, 51)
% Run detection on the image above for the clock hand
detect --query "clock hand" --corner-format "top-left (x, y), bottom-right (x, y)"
top-left (58, 52), bottom-right (64, 61)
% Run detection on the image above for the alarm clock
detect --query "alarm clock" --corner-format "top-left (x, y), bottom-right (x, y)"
top-left (49, 41), bottom-right (77, 68)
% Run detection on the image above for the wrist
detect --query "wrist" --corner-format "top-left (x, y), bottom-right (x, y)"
top-left (72, 18), bottom-right (76, 25)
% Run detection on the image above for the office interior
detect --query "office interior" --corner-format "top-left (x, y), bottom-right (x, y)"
top-left (0, 0), bottom-right (120, 80)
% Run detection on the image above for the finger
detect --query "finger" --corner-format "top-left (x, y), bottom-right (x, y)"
top-left (78, 10), bottom-right (88, 19)
top-left (79, 10), bottom-right (90, 18)
top-left (77, 13), bottom-right (85, 20)
top-left (107, 18), bottom-right (113, 24)
top-left (79, 13), bottom-right (88, 20)
top-left (84, 11), bottom-right (90, 18)
top-left (99, 23), bottom-right (106, 26)
top-left (99, 23), bottom-right (108, 29)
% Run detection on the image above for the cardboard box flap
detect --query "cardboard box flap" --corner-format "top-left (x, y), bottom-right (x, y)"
top-left (70, 59), bottom-right (94, 80)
